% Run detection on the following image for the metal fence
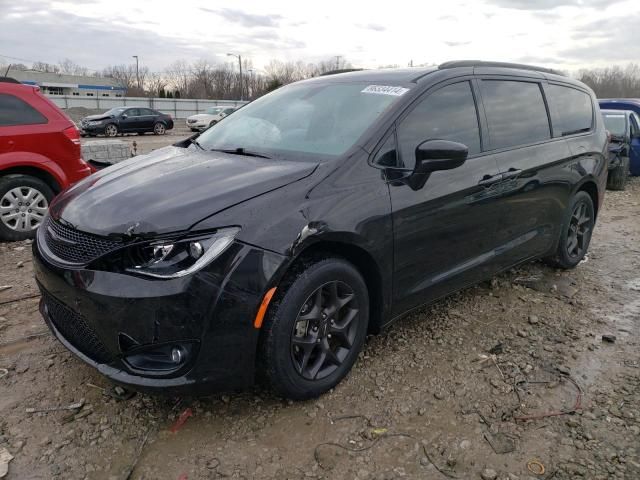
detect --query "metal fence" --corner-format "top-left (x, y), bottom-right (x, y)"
top-left (48, 95), bottom-right (249, 119)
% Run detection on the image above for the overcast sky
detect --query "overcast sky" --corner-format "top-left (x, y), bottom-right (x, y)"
top-left (1, 0), bottom-right (638, 74)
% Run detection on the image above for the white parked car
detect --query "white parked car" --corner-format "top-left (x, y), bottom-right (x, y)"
top-left (186, 107), bottom-right (236, 131)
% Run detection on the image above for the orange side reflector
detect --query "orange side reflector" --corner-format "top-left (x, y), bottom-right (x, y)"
top-left (254, 287), bottom-right (276, 329)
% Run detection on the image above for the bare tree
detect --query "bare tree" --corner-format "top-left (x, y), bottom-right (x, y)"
top-left (101, 64), bottom-right (148, 96)
top-left (577, 64), bottom-right (640, 98)
top-left (58, 58), bottom-right (88, 76)
top-left (32, 61), bottom-right (60, 73)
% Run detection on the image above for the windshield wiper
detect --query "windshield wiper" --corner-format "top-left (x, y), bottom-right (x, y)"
top-left (210, 147), bottom-right (271, 159)
top-left (190, 137), bottom-right (204, 150)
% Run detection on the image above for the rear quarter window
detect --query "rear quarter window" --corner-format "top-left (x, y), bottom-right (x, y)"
top-left (546, 84), bottom-right (593, 137)
top-left (0, 93), bottom-right (48, 127)
top-left (480, 80), bottom-right (550, 150)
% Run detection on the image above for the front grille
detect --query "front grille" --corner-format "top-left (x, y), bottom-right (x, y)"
top-left (43, 217), bottom-right (121, 265)
top-left (41, 289), bottom-right (113, 364)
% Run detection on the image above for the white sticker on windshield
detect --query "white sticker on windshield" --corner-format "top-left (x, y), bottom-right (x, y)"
top-left (361, 85), bottom-right (410, 96)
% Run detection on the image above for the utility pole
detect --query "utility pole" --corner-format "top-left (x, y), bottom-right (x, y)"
top-left (335, 55), bottom-right (342, 70)
top-left (247, 69), bottom-right (254, 99)
top-left (132, 55), bottom-right (140, 89)
top-left (227, 53), bottom-right (243, 101)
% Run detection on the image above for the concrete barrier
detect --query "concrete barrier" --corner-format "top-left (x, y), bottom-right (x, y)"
top-left (81, 140), bottom-right (130, 165)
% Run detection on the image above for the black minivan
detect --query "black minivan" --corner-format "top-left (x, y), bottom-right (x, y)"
top-left (34, 61), bottom-right (607, 399)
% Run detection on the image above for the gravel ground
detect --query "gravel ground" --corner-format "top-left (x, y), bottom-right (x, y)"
top-left (0, 179), bottom-right (639, 480)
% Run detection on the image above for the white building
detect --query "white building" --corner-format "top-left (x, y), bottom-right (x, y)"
top-left (7, 70), bottom-right (126, 98)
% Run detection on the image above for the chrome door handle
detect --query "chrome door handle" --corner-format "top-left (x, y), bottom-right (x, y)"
top-left (501, 168), bottom-right (522, 180)
top-left (478, 173), bottom-right (503, 186)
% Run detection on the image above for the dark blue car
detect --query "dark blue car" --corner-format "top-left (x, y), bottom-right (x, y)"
top-left (599, 99), bottom-right (640, 175)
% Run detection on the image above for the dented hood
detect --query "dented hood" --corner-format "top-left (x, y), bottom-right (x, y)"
top-left (50, 146), bottom-right (317, 238)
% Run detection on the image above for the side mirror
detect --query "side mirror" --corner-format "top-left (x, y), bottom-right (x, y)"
top-left (121, 114), bottom-right (128, 119)
top-left (408, 140), bottom-right (468, 190)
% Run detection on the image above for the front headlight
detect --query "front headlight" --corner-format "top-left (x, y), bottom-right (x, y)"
top-left (124, 227), bottom-right (240, 279)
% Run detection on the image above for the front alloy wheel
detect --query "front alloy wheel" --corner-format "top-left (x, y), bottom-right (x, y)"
top-left (291, 281), bottom-right (360, 380)
top-left (104, 124), bottom-right (118, 137)
top-left (260, 258), bottom-right (369, 400)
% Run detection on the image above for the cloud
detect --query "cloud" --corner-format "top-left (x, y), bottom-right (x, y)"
top-left (561, 13), bottom-right (640, 62)
top-left (202, 7), bottom-right (283, 28)
top-left (0, 2), bottom-right (212, 70)
top-left (359, 23), bottom-right (386, 32)
top-left (445, 40), bottom-right (472, 47)
top-left (486, 0), bottom-right (617, 9)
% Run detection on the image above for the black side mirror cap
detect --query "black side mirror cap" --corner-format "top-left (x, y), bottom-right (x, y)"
top-left (407, 140), bottom-right (468, 190)
top-left (415, 139), bottom-right (468, 173)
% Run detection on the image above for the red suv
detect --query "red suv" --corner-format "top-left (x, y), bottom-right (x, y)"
top-left (0, 77), bottom-right (92, 241)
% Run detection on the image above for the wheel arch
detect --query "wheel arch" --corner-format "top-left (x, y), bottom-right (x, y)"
top-left (0, 163), bottom-right (64, 194)
top-left (575, 179), bottom-right (599, 220)
top-left (283, 240), bottom-right (386, 334)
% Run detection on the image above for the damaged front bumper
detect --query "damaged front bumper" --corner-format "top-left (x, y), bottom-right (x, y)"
top-left (33, 239), bottom-right (286, 395)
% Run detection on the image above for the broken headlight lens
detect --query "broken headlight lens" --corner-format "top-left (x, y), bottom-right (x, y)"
top-left (125, 227), bottom-right (240, 279)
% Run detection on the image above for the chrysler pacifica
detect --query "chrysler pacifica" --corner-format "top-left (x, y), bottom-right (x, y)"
top-left (34, 61), bottom-right (607, 399)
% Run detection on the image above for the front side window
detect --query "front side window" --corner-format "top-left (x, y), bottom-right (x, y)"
top-left (546, 84), bottom-right (593, 137)
top-left (396, 81), bottom-right (481, 170)
top-left (480, 80), bottom-right (550, 150)
top-left (197, 81), bottom-right (410, 157)
top-left (0, 94), bottom-right (47, 127)
top-left (126, 109), bottom-right (140, 117)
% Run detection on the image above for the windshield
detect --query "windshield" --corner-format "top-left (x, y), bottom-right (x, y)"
top-left (603, 113), bottom-right (627, 136)
top-left (104, 107), bottom-right (127, 116)
top-left (205, 107), bottom-right (224, 115)
top-left (197, 82), bottom-right (410, 157)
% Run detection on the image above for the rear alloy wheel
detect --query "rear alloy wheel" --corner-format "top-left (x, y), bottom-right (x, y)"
top-left (0, 175), bottom-right (54, 241)
top-left (260, 258), bottom-right (369, 400)
top-left (153, 122), bottom-right (166, 135)
top-left (104, 124), bottom-right (118, 137)
top-left (544, 191), bottom-right (594, 269)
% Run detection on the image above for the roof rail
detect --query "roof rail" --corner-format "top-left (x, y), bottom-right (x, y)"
top-left (319, 68), bottom-right (365, 76)
top-left (438, 60), bottom-right (564, 76)
top-left (0, 77), bottom-right (20, 84)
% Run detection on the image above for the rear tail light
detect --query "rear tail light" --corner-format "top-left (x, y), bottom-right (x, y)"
top-left (63, 125), bottom-right (81, 146)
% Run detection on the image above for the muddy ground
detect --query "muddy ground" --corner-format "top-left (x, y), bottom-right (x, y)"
top-left (1, 179), bottom-right (639, 480)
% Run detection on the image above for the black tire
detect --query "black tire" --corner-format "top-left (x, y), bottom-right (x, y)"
top-left (259, 257), bottom-right (369, 400)
top-left (104, 123), bottom-right (118, 137)
top-left (544, 191), bottom-right (595, 269)
top-left (0, 175), bottom-right (54, 242)
top-left (208, 120), bottom-right (218, 128)
top-left (606, 156), bottom-right (629, 191)
top-left (153, 122), bottom-right (166, 135)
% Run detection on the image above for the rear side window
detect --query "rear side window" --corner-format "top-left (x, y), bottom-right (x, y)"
top-left (546, 84), bottom-right (593, 137)
top-left (0, 93), bottom-right (47, 127)
top-left (397, 81), bottom-right (481, 169)
top-left (480, 80), bottom-right (550, 150)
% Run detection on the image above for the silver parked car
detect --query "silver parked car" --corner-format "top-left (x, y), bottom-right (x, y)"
top-left (185, 107), bottom-right (236, 131)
